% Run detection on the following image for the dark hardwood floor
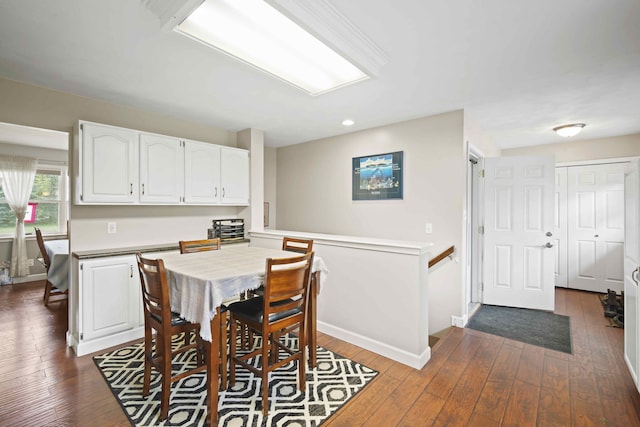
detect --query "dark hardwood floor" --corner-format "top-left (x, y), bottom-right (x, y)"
top-left (1, 281), bottom-right (639, 426)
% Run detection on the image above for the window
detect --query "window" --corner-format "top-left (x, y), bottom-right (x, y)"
top-left (0, 165), bottom-right (68, 236)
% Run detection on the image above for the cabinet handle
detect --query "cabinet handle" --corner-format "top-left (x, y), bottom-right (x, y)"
top-left (214, 187), bottom-right (217, 197)
top-left (130, 183), bottom-right (133, 195)
top-left (142, 183), bottom-right (145, 195)
top-left (130, 265), bottom-right (134, 278)
top-left (222, 188), bottom-right (225, 198)
top-left (633, 267), bottom-right (640, 285)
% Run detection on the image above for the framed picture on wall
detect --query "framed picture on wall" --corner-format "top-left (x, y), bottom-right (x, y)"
top-left (352, 151), bottom-right (403, 200)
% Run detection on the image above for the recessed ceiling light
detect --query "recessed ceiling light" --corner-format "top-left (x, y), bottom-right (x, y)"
top-left (175, 0), bottom-right (369, 95)
top-left (342, 119), bottom-right (355, 126)
top-left (553, 123), bottom-right (586, 137)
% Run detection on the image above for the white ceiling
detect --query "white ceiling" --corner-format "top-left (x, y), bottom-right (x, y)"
top-left (0, 0), bottom-right (639, 149)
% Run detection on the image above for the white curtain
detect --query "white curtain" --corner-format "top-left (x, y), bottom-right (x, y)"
top-left (0, 156), bottom-right (37, 277)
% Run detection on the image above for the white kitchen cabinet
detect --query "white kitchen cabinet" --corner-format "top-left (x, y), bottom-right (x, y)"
top-left (78, 122), bottom-right (137, 204)
top-left (76, 120), bottom-right (249, 206)
top-left (74, 255), bottom-right (143, 355)
top-left (221, 147), bottom-right (250, 205)
top-left (184, 139), bottom-right (221, 204)
top-left (140, 132), bottom-right (184, 204)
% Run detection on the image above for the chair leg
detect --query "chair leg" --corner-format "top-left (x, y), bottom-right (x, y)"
top-left (160, 332), bottom-right (172, 421)
top-left (143, 326), bottom-right (152, 397)
top-left (229, 317), bottom-right (237, 387)
top-left (261, 331), bottom-right (270, 416)
top-left (298, 324), bottom-right (306, 391)
top-left (219, 310), bottom-right (228, 390)
top-left (43, 280), bottom-right (52, 306)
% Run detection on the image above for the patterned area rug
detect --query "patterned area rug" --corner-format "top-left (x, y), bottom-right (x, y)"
top-left (93, 334), bottom-right (378, 426)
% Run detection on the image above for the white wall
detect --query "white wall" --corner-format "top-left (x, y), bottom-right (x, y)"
top-left (274, 110), bottom-right (466, 334)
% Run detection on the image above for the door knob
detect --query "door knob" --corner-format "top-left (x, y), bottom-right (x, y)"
top-left (546, 231), bottom-right (553, 237)
top-left (545, 242), bottom-right (554, 248)
top-left (594, 234), bottom-right (599, 237)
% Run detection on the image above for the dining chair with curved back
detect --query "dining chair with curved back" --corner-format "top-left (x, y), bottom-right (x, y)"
top-left (178, 238), bottom-right (222, 254)
top-left (178, 237), bottom-right (229, 390)
top-left (241, 237), bottom-right (315, 348)
top-left (281, 237), bottom-right (314, 254)
top-left (228, 251), bottom-right (314, 416)
top-left (35, 227), bottom-right (67, 306)
top-left (136, 252), bottom-right (207, 421)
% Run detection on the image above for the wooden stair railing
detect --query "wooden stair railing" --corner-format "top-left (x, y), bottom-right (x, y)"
top-left (428, 245), bottom-right (455, 268)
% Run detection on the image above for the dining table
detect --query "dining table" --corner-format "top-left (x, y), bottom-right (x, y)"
top-left (43, 239), bottom-right (69, 291)
top-left (159, 245), bottom-right (328, 423)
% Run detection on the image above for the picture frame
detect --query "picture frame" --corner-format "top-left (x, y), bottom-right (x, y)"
top-left (352, 151), bottom-right (403, 200)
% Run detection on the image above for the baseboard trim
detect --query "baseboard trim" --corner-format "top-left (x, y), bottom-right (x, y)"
top-left (317, 321), bottom-right (431, 369)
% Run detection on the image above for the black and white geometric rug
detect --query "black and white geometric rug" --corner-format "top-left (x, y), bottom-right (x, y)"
top-left (93, 334), bottom-right (378, 426)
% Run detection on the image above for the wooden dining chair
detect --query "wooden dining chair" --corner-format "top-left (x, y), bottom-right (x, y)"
top-left (35, 227), bottom-right (67, 306)
top-left (178, 237), bottom-right (229, 390)
top-left (282, 237), bottom-right (314, 254)
top-left (178, 238), bottom-right (221, 254)
top-left (242, 237), bottom-right (315, 348)
top-left (228, 252), bottom-right (314, 416)
top-left (136, 253), bottom-right (209, 421)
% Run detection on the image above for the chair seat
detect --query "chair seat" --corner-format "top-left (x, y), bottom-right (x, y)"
top-left (229, 297), bottom-right (299, 324)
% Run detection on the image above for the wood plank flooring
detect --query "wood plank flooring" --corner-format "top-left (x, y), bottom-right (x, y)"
top-left (1, 282), bottom-right (639, 426)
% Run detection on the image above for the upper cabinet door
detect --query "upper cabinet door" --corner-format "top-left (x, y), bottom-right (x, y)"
top-left (139, 133), bottom-right (184, 204)
top-left (80, 122), bottom-right (137, 204)
top-left (220, 147), bottom-right (250, 205)
top-left (184, 140), bottom-right (221, 204)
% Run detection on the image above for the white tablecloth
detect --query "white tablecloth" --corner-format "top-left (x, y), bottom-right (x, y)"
top-left (44, 239), bottom-right (69, 291)
top-left (160, 245), bottom-right (328, 341)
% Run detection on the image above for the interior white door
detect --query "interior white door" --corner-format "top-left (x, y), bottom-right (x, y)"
top-left (624, 159), bottom-right (640, 391)
top-left (483, 156), bottom-right (555, 311)
top-left (567, 163), bottom-right (625, 293)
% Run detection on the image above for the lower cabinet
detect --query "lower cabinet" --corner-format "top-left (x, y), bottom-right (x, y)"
top-left (74, 255), bottom-right (144, 356)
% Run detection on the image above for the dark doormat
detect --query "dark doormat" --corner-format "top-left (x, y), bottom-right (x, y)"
top-left (466, 305), bottom-right (572, 354)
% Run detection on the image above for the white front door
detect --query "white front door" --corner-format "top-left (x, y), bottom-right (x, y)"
top-left (483, 156), bottom-right (555, 311)
top-left (624, 159), bottom-right (640, 391)
top-left (567, 163), bottom-right (626, 293)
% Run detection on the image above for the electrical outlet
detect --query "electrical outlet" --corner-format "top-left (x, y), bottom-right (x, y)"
top-left (107, 222), bottom-right (117, 234)
top-left (27, 259), bottom-right (34, 266)
top-left (425, 223), bottom-right (433, 234)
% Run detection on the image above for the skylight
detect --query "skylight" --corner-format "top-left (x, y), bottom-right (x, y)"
top-left (175, 0), bottom-right (369, 95)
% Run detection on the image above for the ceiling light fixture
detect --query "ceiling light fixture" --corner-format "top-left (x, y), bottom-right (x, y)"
top-left (553, 123), bottom-right (586, 137)
top-left (342, 119), bottom-right (355, 126)
top-left (174, 0), bottom-right (369, 95)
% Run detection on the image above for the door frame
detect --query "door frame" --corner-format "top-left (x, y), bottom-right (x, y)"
top-left (557, 156), bottom-right (636, 292)
top-left (464, 142), bottom-right (484, 322)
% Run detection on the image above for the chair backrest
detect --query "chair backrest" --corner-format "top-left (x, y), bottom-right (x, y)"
top-left (136, 253), bottom-right (171, 325)
top-left (262, 252), bottom-right (314, 324)
top-left (34, 227), bottom-right (50, 270)
top-left (179, 238), bottom-right (222, 254)
top-left (282, 237), bottom-right (313, 254)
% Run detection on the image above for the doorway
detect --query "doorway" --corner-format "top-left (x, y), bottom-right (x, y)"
top-left (465, 144), bottom-right (483, 317)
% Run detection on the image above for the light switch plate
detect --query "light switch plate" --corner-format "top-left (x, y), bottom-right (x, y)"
top-left (425, 223), bottom-right (432, 234)
top-left (107, 222), bottom-right (117, 234)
